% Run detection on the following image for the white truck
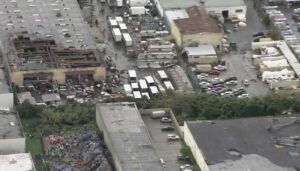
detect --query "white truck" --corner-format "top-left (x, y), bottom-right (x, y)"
top-left (130, 6), bottom-right (146, 15)
top-left (122, 33), bottom-right (132, 46)
top-left (116, 0), bottom-right (123, 7)
top-left (112, 28), bottom-right (122, 42)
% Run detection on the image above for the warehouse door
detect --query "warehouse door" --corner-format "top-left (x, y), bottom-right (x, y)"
top-left (222, 10), bottom-right (229, 19)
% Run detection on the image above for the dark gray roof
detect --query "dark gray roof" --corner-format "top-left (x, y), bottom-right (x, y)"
top-left (186, 116), bottom-right (300, 170)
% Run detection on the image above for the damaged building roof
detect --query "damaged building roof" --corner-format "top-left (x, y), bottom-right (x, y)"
top-left (10, 35), bottom-right (100, 71)
top-left (174, 6), bottom-right (221, 34)
top-left (186, 116), bottom-right (300, 171)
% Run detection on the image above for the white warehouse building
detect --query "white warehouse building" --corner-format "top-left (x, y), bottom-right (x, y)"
top-left (154, 0), bottom-right (247, 21)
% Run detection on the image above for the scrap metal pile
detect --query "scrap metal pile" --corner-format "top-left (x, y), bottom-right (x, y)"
top-left (43, 129), bottom-right (112, 171)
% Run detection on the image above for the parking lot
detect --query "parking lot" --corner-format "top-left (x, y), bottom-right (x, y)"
top-left (218, 0), bottom-right (269, 97)
top-left (142, 115), bottom-right (182, 171)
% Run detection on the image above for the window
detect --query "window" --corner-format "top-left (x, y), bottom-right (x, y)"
top-left (236, 9), bottom-right (243, 13)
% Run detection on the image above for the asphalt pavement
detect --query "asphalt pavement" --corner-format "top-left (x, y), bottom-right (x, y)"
top-left (94, 1), bottom-right (135, 71)
top-left (143, 115), bottom-right (182, 171)
top-left (221, 0), bottom-right (269, 97)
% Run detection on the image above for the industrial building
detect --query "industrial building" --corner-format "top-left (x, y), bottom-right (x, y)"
top-left (182, 45), bottom-right (218, 64)
top-left (170, 6), bottom-right (223, 49)
top-left (0, 110), bottom-right (25, 154)
top-left (96, 102), bottom-right (164, 171)
top-left (0, 153), bottom-right (36, 171)
top-left (154, 0), bottom-right (246, 21)
top-left (204, 0), bottom-right (247, 22)
top-left (0, 69), bottom-right (13, 110)
top-left (183, 116), bottom-right (300, 171)
top-left (0, 0), bottom-right (105, 85)
top-left (252, 40), bottom-right (300, 89)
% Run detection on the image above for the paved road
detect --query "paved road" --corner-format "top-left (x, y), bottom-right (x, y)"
top-left (143, 115), bottom-right (182, 171)
top-left (221, 0), bottom-right (269, 97)
top-left (94, 1), bottom-right (135, 71)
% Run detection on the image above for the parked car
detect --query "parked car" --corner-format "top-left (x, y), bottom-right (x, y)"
top-left (208, 70), bottom-right (221, 76)
top-left (177, 155), bottom-right (190, 162)
top-left (213, 65), bottom-right (227, 71)
top-left (180, 164), bottom-right (192, 171)
top-left (161, 125), bottom-right (175, 131)
top-left (167, 134), bottom-right (180, 141)
top-left (224, 77), bottom-right (237, 82)
top-left (211, 77), bottom-right (223, 83)
top-left (244, 79), bottom-right (249, 86)
top-left (199, 81), bottom-right (211, 87)
top-left (225, 80), bottom-right (238, 86)
top-left (221, 91), bottom-right (234, 97)
top-left (238, 93), bottom-right (249, 99)
top-left (253, 32), bottom-right (264, 38)
top-left (161, 117), bottom-right (172, 123)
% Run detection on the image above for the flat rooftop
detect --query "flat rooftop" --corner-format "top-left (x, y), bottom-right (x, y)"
top-left (186, 116), bottom-right (300, 171)
top-left (174, 6), bottom-right (221, 34)
top-left (0, 110), bottom-right (23, 140)
top-left (10, 35), bottom-right (99, 71)
top-left (0, 0), bottom-right (95, 49)
top-left (96, 102), bottom-right (164, 171)
top-left (0, 153), bottom-right (35, 171)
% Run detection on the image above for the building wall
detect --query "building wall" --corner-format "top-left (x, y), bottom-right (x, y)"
top-left (0, 138), bottom-right (26, 154)
top-left (10, 67), bottom-right (106, 86)
top-left (0, 93), bottom-right (14, 110)
top-left (188, 55), bottom-right (218, 64)
top-left (182, 32), bottom-right (223, 49)
top-left (153, 0), bottom-right (164, 17)
top-left (96, 108), bottom-right (123, 171)
top-left (183, 123), bottom-right (210, 171)
top-left (206, 5), bottom-right (247, 21)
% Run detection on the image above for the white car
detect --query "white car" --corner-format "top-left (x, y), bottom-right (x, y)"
top-left (225, 80), bottom-right (238, 85)
top-left (199, 81), bottom-right (211, 87)
top-left (167, 134), bottom-right (180, 141)
top-left (238, 93), bottom-right (249, 99)
top-left (221, 91), bottom-right (233, 96)
top-left (161, 117), bottom-right (172, 123)
top-left (213, 65), bottom-right (227, 71)
top-left (211, 77), bottom-right (223, 83)
top-left (180, 164), bottom-right (192, 171)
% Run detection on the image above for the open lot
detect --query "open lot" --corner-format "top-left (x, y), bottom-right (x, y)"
top-left (143, 115), bottom-right (182, 171)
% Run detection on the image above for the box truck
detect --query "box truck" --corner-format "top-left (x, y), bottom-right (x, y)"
top-left (112, 28), bottom-right (122, 42)
top-left (123, 33), bottom-right (132, 46)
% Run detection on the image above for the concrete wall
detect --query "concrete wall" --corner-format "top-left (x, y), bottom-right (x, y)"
top-left (270, 79), bottom-right (300, 90)
top-left (182, 33), bottom-right (223, 49)
top-left (206, 5), bottom-right (247, 20)
top-left (0, 93), bottom-right (14, 110)
top-left (153, 0), bottom-right (164, 17)
top-left (183, 122), bottom-right (210, 171)
top-left (0, 137), bottom-right (26, 154)
top-left (171, 23), bottom-right (223, 50)
top-left (188, 55), bottom-right (218, 64)
top-left (11, 67), bottom-right (106, 86)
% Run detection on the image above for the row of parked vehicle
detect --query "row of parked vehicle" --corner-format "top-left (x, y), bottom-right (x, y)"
top-left (197, 73), bottom-right (249, 98)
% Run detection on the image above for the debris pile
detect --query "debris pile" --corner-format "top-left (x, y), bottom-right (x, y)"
top-left (43, 129), bottom-right (112, 171)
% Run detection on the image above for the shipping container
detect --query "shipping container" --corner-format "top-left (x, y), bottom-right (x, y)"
top-left (109, 19), bottom-right (118, 27)
top-left (123, 84), bottom-right (132, 94)
top-left (163, 81), bottom-right (174, 90)
top-left (128, 70), bottom-right (137, 82)
top-left (145, 76), bottom-right (155, 86)
top-left (139, 79), bottom-right (148, 92)
top-left (151, 110), bottom-right (166, 119)
top-left (122, 33), bottom-right (132, 46)
top-left (112, 28), bottom-right (122, 42)
top-left (119, 23), bottom-right (127, 31)
top-left (133, 91), bottom-right (142, 99)
top-left (130, 6), bottom-right (146, 15)
top-left (157, 70), bottom-right (168, 81)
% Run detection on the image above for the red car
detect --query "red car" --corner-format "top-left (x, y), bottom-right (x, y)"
top-left (208, 70), bottom-right (221, 76)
